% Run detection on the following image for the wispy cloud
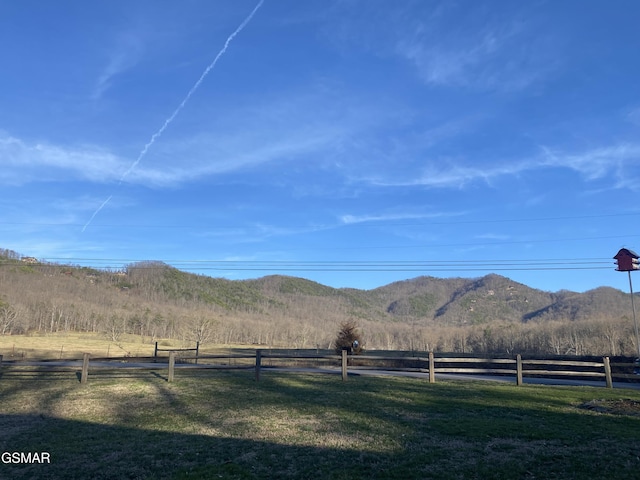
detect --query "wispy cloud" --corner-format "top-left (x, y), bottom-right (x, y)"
top-left (475, 233), bottom-right (511, 241)
top-left (340, 211), bottom-right (465, 225)
top-left (0, 94), bottom-right (352, 188)
top-left (115, 83), bottom-right (391, 186)
top-left (0, 132), bottom-right (125, 185)
top-left (325, 1), bottom-right (557, 92)
top-left (5, 121), bottom-right (639, 198)
top-left (195, 222), bottom-right (337, 246)
top-left (0, 83), bottom-right (352, 187)
top-left (360, 143), bottom-right (640, 191)
top-left (627, 107), bottom-right (640, 126)
top-left (140, 122), bottom-right (344, 185)
top-left (540, 144), bottom-right (640, 188)
top-left (363, 160), bottom-right (530, 189)
top-left (92, 31), bottom-right (144, 100)
top-left (395, 19), bottom-right (557, 92)
top-left (397, 31), bottom-right (499, 87)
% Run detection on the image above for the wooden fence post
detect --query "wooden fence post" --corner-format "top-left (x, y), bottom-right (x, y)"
top-left (603, 356), bottom-right (613, 389)
top-left (341, 349), bottom-right (348, 381)
top-left (428, 351), bottom-right (435, 384)
top-left (195, 341), bottom-right (200, 365)
top-left (516, 354), bottom-right (523, 386)
top-left (154, 342), bottom-right (158, 358)
top-left (80, 353), bottom-right (90, 384)
top-left (168, 351), bottom-right (175, 383)
top-left (255, 349), bottom-right (262, 382)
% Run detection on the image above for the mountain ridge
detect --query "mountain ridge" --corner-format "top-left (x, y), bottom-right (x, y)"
top-left (0, 248), bottom-right (636, 354)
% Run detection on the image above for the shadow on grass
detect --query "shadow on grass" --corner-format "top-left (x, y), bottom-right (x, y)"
top-left (1, 413), bottom-right (396, 480)
top-left (2, 369), bottom-right (640, 479)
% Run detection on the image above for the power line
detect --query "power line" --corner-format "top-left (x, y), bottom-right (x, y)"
top-left (2, 257), bottom-right (614, 273)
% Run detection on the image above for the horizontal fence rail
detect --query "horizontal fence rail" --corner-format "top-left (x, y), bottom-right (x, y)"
top-left (1, 350), bottom-right (638, 389)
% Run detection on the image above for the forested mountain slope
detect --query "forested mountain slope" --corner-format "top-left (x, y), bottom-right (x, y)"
top-left (0, 249), bottom-right (636, 355)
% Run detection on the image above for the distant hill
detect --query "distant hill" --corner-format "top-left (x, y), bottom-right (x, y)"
top-left (0, 248), bottom-right (637, 355)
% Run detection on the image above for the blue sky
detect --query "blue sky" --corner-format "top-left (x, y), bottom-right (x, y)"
top-left (2, 0), bottom-right (640, 293)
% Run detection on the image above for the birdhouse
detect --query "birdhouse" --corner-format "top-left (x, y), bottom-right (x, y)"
top-left (614, 248), bottom-right (640, 272)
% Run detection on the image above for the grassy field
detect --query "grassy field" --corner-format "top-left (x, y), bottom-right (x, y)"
top-left (0, 332), bottom-right (199, 360)
top-left (1, 365), bottom-right (640, 480)
top-left (0, 332), bottom-right (292, 362)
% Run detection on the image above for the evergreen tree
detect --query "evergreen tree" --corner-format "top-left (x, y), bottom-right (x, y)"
top-left (334, 320), bottom-right (363, 354)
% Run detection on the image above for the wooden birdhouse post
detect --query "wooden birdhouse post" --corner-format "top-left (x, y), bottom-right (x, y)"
top-left (614, 248), bottom-right (640, 358)
top-left (614, 248), bottom-right (640, 272)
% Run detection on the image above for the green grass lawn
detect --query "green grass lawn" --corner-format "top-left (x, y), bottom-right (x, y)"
top-left (1, 368), bottom-right (639, 479)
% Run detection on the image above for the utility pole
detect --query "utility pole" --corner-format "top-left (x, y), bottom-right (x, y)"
top-left (628, 271), bottom-right (639, 358)
top-left (614, 248), bottom-right (640, 358)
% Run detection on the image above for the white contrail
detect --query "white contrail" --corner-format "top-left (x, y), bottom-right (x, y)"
top-left (82, 0), bottom-right (265, 232)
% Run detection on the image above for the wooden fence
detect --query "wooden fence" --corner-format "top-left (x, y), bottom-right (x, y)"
top-left (1, 351), bottom-right (638, 388)
top-left (154, 341), bottom-right (199, 363)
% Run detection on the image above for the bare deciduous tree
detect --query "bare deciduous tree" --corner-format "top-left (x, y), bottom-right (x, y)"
top-left (0, 302), bottom-right (18, 335)
top-left (189, 316), bottom-right (216, 345)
